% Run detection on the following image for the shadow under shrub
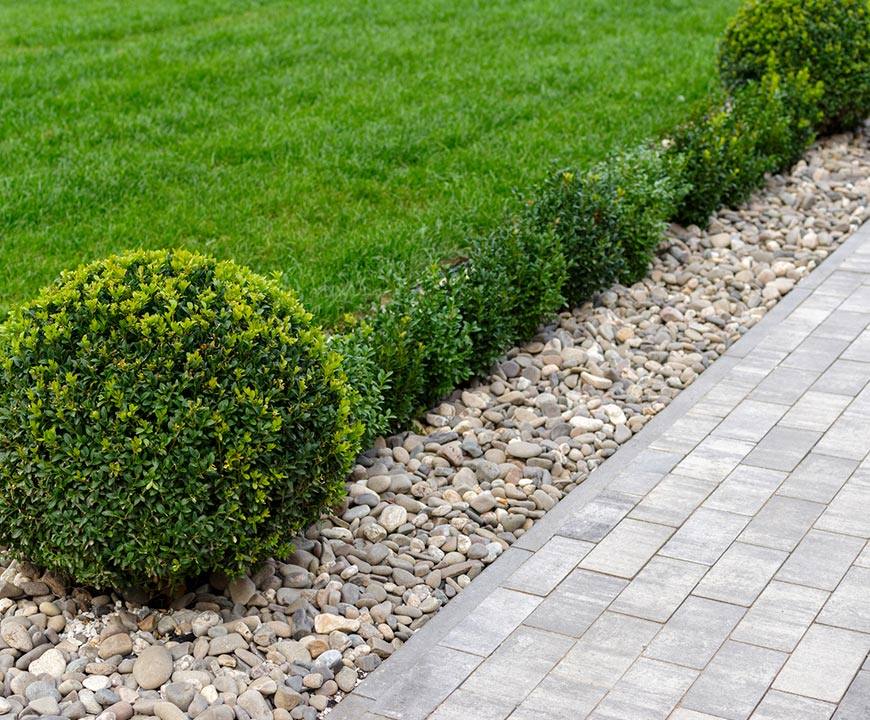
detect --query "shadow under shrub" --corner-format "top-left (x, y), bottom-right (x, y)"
top-left (0, 250), bottom-right (360, 591)
top-left (718, 0), bottom-right (870, 132)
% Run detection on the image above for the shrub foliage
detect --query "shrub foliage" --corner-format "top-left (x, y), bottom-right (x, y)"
top-left (528, 146), bottom-right (683, 306)
top-left (718, 0), bottom-right (870, 132)
top-left (667, 70), bottom-right (821, 227)
top-left (0, 250), bottom-right (360, 590)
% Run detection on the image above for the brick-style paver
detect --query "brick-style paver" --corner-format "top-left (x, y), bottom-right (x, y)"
top-left (332, 224), bottom-right (870, 720)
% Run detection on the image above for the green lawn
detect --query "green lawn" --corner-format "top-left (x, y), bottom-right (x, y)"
top-left (0, 0), bottom-right (738, 324)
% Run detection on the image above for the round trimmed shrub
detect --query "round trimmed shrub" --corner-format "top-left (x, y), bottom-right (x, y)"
top-left (718, 0), bottom-right (870, 131)
top-left (0, 250), bottom-right (360, 591)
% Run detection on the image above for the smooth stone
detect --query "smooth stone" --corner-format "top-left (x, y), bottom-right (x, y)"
top-left (99, 633), bottom-right (132, 659)
top-left (133, 645), bottom-right (173, 690)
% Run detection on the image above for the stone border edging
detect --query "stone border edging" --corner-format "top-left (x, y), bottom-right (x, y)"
top-left (329, 217), bottom-right (870, 720)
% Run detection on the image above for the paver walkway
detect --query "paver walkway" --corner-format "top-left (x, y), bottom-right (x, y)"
top-left (333, 222), bottom-right (870, 720)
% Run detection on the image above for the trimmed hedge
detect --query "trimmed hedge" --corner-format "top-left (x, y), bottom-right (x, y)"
top-left (528, 146), bottom-right (685, 306)
top-left (668, 69), bottom-right (822, 228)
top-left (718, 0), bottom-right (870, 132)
top-left (341, 216), bottom-right (566, 444)
top-left (0, 250), bottom-right (360, 591)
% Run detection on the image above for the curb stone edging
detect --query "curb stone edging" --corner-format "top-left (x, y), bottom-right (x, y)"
top-left (328, 217), bottom-right (870, 720)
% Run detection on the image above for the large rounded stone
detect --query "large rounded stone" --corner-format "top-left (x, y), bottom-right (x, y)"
top-left (132, 645), bottom-right (173, 690)
top-left (98, 632), bottom-right (132, 659)
top-left (29, 648), bottom-right (66, 678)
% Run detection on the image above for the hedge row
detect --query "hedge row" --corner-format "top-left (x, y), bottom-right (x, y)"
top-left (0, 0), bottom-right (866, 590)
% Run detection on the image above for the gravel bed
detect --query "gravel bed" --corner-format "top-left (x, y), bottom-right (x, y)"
top-left (0, 127), bottom-right (867, 720)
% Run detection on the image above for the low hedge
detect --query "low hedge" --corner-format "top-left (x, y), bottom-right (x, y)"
top-left (668, 69), bottom-right (823, 228)
top-left (0, 250), bottom-right (360, 591)
top-left (718, 0), bottom-right (870, 132)
top-left (527, 146), bottom-right (685, 306)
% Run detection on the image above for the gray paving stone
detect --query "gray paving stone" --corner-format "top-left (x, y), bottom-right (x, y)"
top-left (503, 535), bottom-right (592, 596)
top-left (459, 626), bottom-right (575, 705)
top-left (841, 259), bottom-right (870, 274)
top-left (811, 359), bottom-right (870, 396)
top-left (833, 671), bottom-right (870, 719)
top-left (674, 436), bottom-right (755, 482)
top-left (817, 565), bottom-right (870, 633)
top-left (681, 640), bottom-right (787, 720)
top-left (788, 304), bottom-right (835, 329)
top-left (610, 556), bottom-right (708, 623)
top-left (744, 427), bottom-right (822, 472)
top-left (669, 711), bottom-right (730, 720)
top-left (579, 519), bottom-right (674, 579)
top-left (558, 490), bottom-right (638, 542)
top-left (816, 412), bottom-right (870, 462)
top-left (856, 541), bottom-right (870, 567)
top-left (839, 285), bottom-right (870, 314)
top-left (629, 474), bottom-right (717, 527)
top-left (733, 347), bottom-right (787, 376)
top-left (815, 472), bottom-right (870, 538)
top-left (326, 694), bottom-right (375, 720)
top-left (703, 465), bottom-right (786, 516)
top-left (811, 310), bottom-right (870, 342)
top-left (430, 689), bottom-right (516, 720)
top-left (713, 400), bottom-right (788, 442)
top-left (749, 690), bottom-right (835, 720)
top-left (751, 366), bottom-right (820, 405)
top-left (547, 611), bottom-right (659, 688)
top-left (755, 323), bottom-right (814, 356)
top-left (650, 412), bottom-right (722, 456)
top-left (589, 658), bottom-right (697, 720)
top-left (779, 391), bottom-right (852, 432)
top-left (731, 580), bottom-right (829, 652)
top-left (693, 382), bottom-right (750, 419)
top-left (777, 453), bottom-right (858, 504)
top-left (372, 645), bottom-right (482, 720)
top-left (845, 383), bottom-right (870, 416)
top-left (739, 495), bottom-right (825, 551)
top-left (776, 529), bottom-right (865, 590)
top-left (773, 624), bottom-right (870, 703)
top-left (659, 508), bottom-right (749, 566)
top-left (523, 568), bottom-right (627, 637)
top-left (610, 469), bottom-right (667, 497)
top-left (441, 587), bottom-right (542, 656)
top-left (815, 270), bottom-right (865, 298)
top-left (644, 597), bottom-right (745, 670)
top-left (843, 328), bottom-right (870, 362)
top-left (782, 336), bottom-right (850, 372)
top-left (510, 674), bottom-right (605, 720)
top-left (625, 447), bottom-right (685, 475)
top-left (692, 542), bottom-right (787, 607)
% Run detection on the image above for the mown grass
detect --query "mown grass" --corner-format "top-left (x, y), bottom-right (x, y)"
top-left (0, 0), bottom-right (738, 323)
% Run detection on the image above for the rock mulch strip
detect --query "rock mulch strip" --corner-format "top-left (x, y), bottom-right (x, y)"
top-left (0, 127), bottom-right (867, 720)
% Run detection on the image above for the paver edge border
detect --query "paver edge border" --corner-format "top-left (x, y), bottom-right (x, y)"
top-left (330, 217), bottom-right (870, 719)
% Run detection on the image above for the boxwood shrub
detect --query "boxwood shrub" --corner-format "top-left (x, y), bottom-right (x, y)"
top-left (449, 217), bottom-right (566, 378)
top-left (667, 69), bottom-right (821, 228)
top-left (718, 0), bottom-right (870, 132)
top-left (337, 217), bottom-right (566, 439)
top-left (0, 250), bottom-right (360, 591)
top-left (527, 145), bottom-right (683, 306)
